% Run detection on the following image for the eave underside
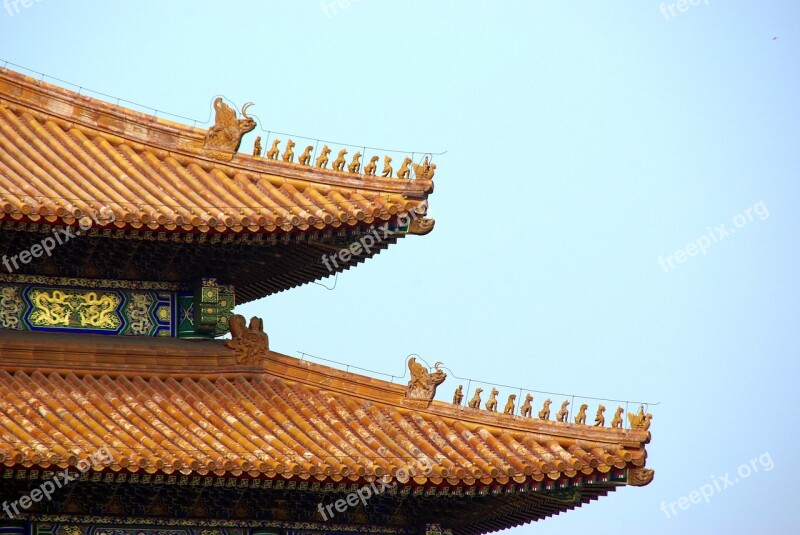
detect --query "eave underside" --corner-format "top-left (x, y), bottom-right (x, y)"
top-left (0, 477), bottom-right (621, 535)
top-left (0, 225), bottom-right (400, 301)
top-left (0, 334), bottom-right (652, 533)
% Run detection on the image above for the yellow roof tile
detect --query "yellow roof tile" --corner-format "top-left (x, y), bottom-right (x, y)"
top-left (0, 331), bottom-right (650, 487)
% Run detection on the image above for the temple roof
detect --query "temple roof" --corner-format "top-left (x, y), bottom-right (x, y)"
top-left (0, 330), bottom-right (653, 533)
top-left (0, 66), bottom-right (653, 532)
top-left (0, 67), bottom-right (432, 234)
top-left (0, 67), bottom-right (436, 299)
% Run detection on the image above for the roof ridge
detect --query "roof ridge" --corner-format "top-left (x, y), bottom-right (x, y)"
top-left (0, 330), bottom-right (649, 448)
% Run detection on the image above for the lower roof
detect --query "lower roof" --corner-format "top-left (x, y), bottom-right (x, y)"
top-left (0, 330), bottom-right (653, 532)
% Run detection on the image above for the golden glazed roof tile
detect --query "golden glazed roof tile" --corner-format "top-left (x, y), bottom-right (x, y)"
top-left (0, 331), bottom-right (650, 488)
top-left (0, 68), bottom-right (432, 234)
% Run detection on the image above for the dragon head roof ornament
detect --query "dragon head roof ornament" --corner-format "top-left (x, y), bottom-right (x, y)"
top-left (404, 357), bottom-right (447, 408)
top-left (203, 98), bottom-right (257, 154)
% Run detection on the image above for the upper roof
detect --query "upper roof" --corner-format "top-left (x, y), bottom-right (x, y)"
top-left (0, 330), bottom-right (653, 533)
top-left (0, 66), bottom-right (433, 233)
top-left (0, 67), bottom-right (436, 298)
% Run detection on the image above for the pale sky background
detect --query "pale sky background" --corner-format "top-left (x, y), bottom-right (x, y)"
top-left (2, 1), bottom-right (799, 533)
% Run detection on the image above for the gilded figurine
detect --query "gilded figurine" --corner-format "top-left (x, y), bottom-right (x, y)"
top-left (315, 145), bottom-right (331, 168)
top-left (556, 400), bottom-right (570, 423)
top-left (252, 136), bottom-right (262, 157)
top-left (452, 385), bottom-right (463, 406)
top-left (405, 358), bottom-right (446, 406)
top-left (299, 145), bottom-right (314, 166)
top-left (203, 98), bottom-right (256, 153)
top-left (628, 407), bottom-right (653, 431)
top-left (574, 404), bottom-right (588, 425)
top-left (381, 156), bottom-right (393, 177)
top-left (538, 398), bottom-right (551, 420)
top-left (332, 149), bottom-right (348, 171)
top-left (629, 468), bottom-right (655, 487)
top-left (412, 156), bottom-right (436, 179)
top-left (224, 314), bottom-right (268, 365)
top-left (397, 157), bottom-right (412, 179)
top-left (364, 155), bottom-right (379, 176)
top-left (520, 393), bottom-right (533, 417)
top-left (594, 405), bottom-right (606, 427)
top-left (485, 388), bottom-right (499, 412)
top-left (503, 394), bottom-right (516, 415)
top-left (467, 387), bottom-right (483, 409)
top-left (266, 138), bottom-right (281, 160)
top-left (348, 152), bottom-right (362, 174)
top-left (640, 413), bottom-right (653, 431)
top-left (611, 407), bottom-right (624, 429)
top-left (282, 139), bottom-right (295, 163)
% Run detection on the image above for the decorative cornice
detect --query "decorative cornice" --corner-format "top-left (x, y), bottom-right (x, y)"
top-left (0, 273), bottom-right (184, 291)
top-left (3, 466), bottom-right (624, 496)
top-left (17, 513), bottom-right (412, 534)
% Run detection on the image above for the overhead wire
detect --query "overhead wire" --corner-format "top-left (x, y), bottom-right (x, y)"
top-left (0, 58), bottom-right (444, 162)
top-left (295, 352), bottom-right (660, 414)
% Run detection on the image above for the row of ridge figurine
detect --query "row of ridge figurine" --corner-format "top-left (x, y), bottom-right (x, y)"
top-left (451, 385), bottom-right (653, 431)
top-left (252, 136), bottom-right (436, 180)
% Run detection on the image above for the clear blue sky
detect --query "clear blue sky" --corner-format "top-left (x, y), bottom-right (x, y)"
top-left (2, 1), bottom-right (799, 533)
